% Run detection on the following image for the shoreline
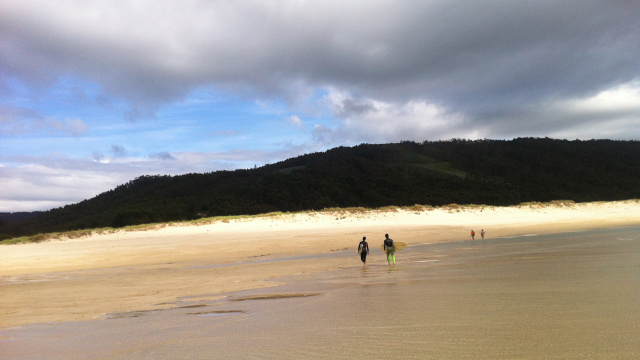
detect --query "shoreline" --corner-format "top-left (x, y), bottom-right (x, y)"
top-left (2, 200), bottom-right (640, 328)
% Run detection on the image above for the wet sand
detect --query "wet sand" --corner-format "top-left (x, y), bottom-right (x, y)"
top-left (2, 227), bottom-right (639, 359)
top-left (1, 201), bottom-right (640, 358)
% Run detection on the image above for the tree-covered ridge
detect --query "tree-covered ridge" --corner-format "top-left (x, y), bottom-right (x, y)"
top-left (2, 138), bottom-right (639, 240)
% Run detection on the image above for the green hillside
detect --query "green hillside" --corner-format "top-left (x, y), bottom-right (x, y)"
top-left (2, 138), bottom-right (639, 241)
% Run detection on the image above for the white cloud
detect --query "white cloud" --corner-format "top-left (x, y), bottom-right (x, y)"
top-left (321, 89), bottom-right (468, 143)
top-left (318, 81), bottom-right (640, 143)
top-left (0, 162), bottom-right (119, 212)
top-left (286, 115), bottom-right (303, 128)
top-left (545, 83), bottom-right (640, 139)
top-left (0, 143), bottom-right (319, 211)
top-left (0, 106), bottom-right (89, 136)
top-left (47, 117), bottom-right (89, 137)
top-left (558, 83), bottom-right (640, 116)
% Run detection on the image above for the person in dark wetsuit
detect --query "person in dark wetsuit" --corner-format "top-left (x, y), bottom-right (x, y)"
top-left (358, 236), bottom-right (369, 264)
top-left (383, 233), bottom-right (395, 265)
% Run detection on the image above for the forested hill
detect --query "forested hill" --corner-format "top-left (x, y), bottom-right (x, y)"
top-left (2, 138), bottom-right (640, 240)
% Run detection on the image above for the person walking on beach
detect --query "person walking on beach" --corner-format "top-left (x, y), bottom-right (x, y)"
top-left (481, 229), bottom-right (485, 239)
top-left (358, 236), bottom-right (369, 265)
top-left (470, 230), bottom-right (475, 240)
top-left (383, 233), bottom-right (395, 265)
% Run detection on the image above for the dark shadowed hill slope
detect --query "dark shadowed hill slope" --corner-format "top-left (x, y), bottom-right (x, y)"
top-left (0, 212), bottom-right (43, 223)
top-left (2, 138), bottom-right (639, 239)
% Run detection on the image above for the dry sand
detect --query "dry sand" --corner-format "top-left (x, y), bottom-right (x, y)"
top-left (2, 200), bottom-right (640, 329)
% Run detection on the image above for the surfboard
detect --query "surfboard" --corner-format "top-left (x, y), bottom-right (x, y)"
top-left (381, 241), bottom-right (408, 251)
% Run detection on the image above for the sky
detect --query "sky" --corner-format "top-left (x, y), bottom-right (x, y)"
top-left (1, 1), bottom-right (639, 212)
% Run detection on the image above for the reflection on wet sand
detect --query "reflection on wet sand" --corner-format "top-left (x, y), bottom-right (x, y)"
top-left (189, 310), bottom-right (248, 317)
top-left (230, 293), bottom-right (322, 301)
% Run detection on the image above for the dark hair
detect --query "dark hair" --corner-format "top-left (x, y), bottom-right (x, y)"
top-left (363, 236), bottom-right (366, 240)
top-left (385, 233), bottom-right (389, 238)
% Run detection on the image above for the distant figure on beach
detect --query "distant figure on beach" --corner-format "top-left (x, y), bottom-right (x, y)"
top-left (358, 236), bottom-right (369, 264)
top-left (481, 229), bottom-right (485, 239)
top-left (383, 233), bottom-right (395, 265)
top-left (470, 230), bottom-right (475, 240)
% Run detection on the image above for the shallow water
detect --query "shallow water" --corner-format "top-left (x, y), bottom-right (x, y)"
top-left (2, 227), bottom-right (639, 359)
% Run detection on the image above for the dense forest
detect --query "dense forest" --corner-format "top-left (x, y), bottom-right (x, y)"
top-left (1, 138), bottom-right (639, 241)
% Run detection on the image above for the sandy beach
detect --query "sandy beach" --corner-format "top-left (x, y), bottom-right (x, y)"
top-left (2, 200), bottom-right (639, 327)
top-left (2, 200), bottom-right (640, 358)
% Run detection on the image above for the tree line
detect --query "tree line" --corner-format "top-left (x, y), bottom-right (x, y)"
top-left (1, 138), bottom-right (639, 241)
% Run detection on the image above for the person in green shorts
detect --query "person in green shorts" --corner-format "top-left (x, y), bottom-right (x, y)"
top-left (383, 233), bottom-right (395, 265)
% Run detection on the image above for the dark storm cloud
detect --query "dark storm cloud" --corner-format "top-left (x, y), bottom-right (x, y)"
top-left (333, 98), bottom-right (376, 118)
top-left (1, 0), bottom-right (639, 138)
